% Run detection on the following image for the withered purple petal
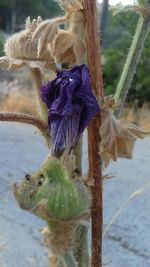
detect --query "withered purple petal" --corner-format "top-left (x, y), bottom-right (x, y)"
top-left (41, 64), bottom-right (100, 156)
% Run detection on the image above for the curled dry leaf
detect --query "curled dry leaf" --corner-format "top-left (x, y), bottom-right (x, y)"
top-left (51, 11), bottom-right (85, 66)
top-left (4, 10), bottom-right (85, 68)
top-left (52, 31), bottom-right (85, 66)
top-left (99, 96), bottom-right (150, 167)
top-left (34, 21), bottom-right (58, 59)
top-left (51, 31), bottom-right (85, 65)
top-left (4, 16), bottom-right (65, 65)
top-left (5, 17), bottom-right (50, 61)
top-left (32, 17), bottom-right (66, 59)
top-left (54, 31), bottom-right (76, 54)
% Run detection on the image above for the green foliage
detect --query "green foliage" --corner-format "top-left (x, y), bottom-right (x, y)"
top-left (0, 0), bottom-right (61, 32)
top-left (14, 0), bottom-right (61, 21)
top-left (103, 11), bottom-right (150, 102)
top-left (0, 32), bottom-right (4, 56)
top-left (137, 0), bottom-right (145, 5)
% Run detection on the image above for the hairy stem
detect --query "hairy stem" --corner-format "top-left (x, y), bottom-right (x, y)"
top-left (73, 138), bottom-right (89, 267)
top-left (114, 13), bottom-right (150, 116)
top-left (0, 112), bottom-right (49, 141)
top-left (48, 251), bottom-right (78, 267)
top-left (58, 251), bottom-right (78, 267)
top-left (73, 140), bottom-right (90, 267)
top-left (74, 137), bottom-right (82, 174)
top-left (31, 68), bottom-right (48, 123)
top-left (73, 224), bottom-right (89, 267)
top-left (83, 1), bottom-right (104, 267)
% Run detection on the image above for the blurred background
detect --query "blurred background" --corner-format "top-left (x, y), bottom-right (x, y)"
top-left (0, 1), bottom-right (150, 267)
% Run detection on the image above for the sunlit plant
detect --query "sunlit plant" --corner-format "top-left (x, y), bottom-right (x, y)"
top-left (0, 0), bottom-right (150, 267)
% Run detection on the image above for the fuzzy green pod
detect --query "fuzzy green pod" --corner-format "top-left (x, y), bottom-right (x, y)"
top-left (13, 156), bottom-right (90, 222)
top-left (40, 156), bottom-right (90, 220)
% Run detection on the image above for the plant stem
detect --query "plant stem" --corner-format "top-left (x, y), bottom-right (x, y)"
top-left (83, 1), bottom-right (104, 267)
top-left (0, 112), bottom-right (49, 138)
top-left (48, 251), bottom-right (78, 267)
top-left (73, 139), bottom-right (90, 267)
top-left (30, 68), bottom-right (48, 123)
top-left (58, 251), bottom-right (78, 267)
top-left (73, 224), bottom-right (89, 267)
top-left (74, 137), bottom-right (82, 174)
top-left (114, 13), bottom-right (150, 117)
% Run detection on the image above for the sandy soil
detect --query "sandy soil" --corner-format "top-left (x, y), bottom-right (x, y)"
top-left (0, 123), bottom-right (150, 267)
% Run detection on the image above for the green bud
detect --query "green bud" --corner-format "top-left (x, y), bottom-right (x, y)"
top-left (13, 156), bottom-right (90, 222)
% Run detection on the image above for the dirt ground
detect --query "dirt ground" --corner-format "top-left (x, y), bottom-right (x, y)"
top-left (0, 123), bottom-right (150, 267)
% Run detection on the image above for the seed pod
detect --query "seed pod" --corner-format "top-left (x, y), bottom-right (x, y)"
top-left (13, 157), bottom-right (90, 222)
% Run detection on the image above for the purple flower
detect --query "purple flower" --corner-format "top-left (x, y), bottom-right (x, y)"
top-left (41, 64), bottom-right (100, 156)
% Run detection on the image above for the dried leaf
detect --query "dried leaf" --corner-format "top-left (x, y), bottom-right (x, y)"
top-left (4, 17), bottom-right (66, 62)
top-left (52, 31), bottom-right (76, 56)
top-left (73, 39), bottom-right (85, 63)
top-left (4, 6), bottom-right (85, 67)
top-left (5, 31), bottom-right (52, 61)
top-left (52, 30), bottom-right (85, 65)
top-left (32, 17), bottom-right (66, 59)
top-left (99, 96), bottom-right (150, 167)
top-left (59, 46), bottom-right (76, 65)
top-left (32, 19), bottom-right (54, 39)
top-left (5, 17), bottom-right (39, 59)
top-left (37, 22), bottom-right (59, 58)
top-left (52, 36), bottom-right (76, 65)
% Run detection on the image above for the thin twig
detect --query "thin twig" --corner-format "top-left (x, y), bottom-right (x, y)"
top-left (0, 112), bottom-right (48, 134)
top-left (82, 1), bottom-right (104, 267)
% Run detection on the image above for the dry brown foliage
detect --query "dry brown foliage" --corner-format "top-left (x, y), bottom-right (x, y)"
top-left (99, 96), bottom-right (150, 167)
top-left (0, 93), bottom-right (36, 115)
top-left (4, 16), bottom-right (60, 62)
top-left (51, 10), bottom-right (85, 66)
top-left (3, 0), bottom-right (85, 70)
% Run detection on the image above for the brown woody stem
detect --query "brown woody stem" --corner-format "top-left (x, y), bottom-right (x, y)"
top-left (82, 1), bottom-right (104, 267)
top-left (0, 112), bottom-right (48, 136)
